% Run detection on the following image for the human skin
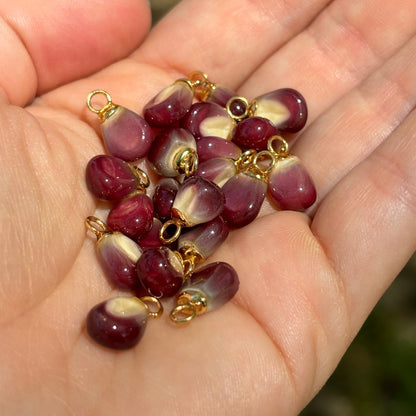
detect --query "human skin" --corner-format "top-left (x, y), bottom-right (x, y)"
top-left (0, 0), bottom-right (415, 414)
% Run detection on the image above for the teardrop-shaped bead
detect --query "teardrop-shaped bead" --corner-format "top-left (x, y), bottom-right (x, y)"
top-left (148, 127), bottom-right (198, 177)
top-left (222, 172), bottom-right (266, 228)
top-left (136, 246), bottom-right (184, 298)
top-left (197, 136), bottom-right (242, 162)
top-left (205, 85), bottom-right (237, 107)
top-left (251, 88), bottom-right (307, 133)
top-left (268, 155), bottom-right (316, 211)
top-left (181, 102), bottom-right (235, 140)
top-left (101, 106), bottom-right (153, 161)
top-left (86, 155), bottom-right (138, 201)
top-left (107, 193), bottom-right (154, 239)
top-left (231, 116), bottom-right (277, 151)
top-left (178, 261), bottom-right (239, 313)
top-left (96, 232), bottom-right (143, 290)
top-left (152, 177), bottom-right (180, 222)
top-left (86, 296), bottom-right (148, 350)
top-left (194, 157), bottom-right (237, 188)
top-left (136, 217), bottom-right (164, 249)
top-left (143, 81), bottom-right (193, 128)
top-left (172, 176), bottom-right (224, 227)
top-left (178, 216), bottom-right (229, 259)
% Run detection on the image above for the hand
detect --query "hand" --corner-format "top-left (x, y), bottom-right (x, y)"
top-left (1, 0), bottom-right (415, 414)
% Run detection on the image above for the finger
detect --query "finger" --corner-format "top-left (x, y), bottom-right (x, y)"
top-left (294, 35), bottom-right (416, 206)
top-left (0, 0), bottom-right (151, 105)
top-left (136, 0), bottom-right (332, 87)
top-left (312, 107), bottom-right (416, 331)
top-left (240, 0), bottom-right (416, 121)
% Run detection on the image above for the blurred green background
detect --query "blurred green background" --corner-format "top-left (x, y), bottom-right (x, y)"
top-left (149, 1), bottom-right (416, 414)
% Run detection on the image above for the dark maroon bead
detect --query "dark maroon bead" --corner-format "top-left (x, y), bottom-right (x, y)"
top-left (136, 247), bottom-right (184, 298)
top-left (252, 88), bottom-right (308, 133)
top-left (222, 172), bottom-right (266, 228)
top-left (205, 85), bottom-right (237, 107)
top-left (153, 178), bottom-right (180, 222)
top-left (96, 232), bottom-right (142, 290)
top-left (86, 297), bottom-right (148, 350)
top-left (231, 116), bottom-right (277, 151)
top-left (143, 81), bottom-right (193, 128)
top-left (228, 98), bottom-right (247, 118)
top-left (107, 193), bottom-right (154, 239)
top-left (196, 136), bottom-right (242, 162)
top-left (268, 155), bottom-right (317, 211)
top-left (137, 217), bottom-right (164, 249)
top-left (194, 157), bottom-right (236, 188)
top-left (101, 106), bottom-right (153, 162)
top-left (86, 155), bottom-right (138, 201)
top-left (181, 101), bottom-right (235, 140)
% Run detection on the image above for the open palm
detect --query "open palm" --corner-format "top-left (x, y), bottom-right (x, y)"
top-left (1, 0), bottom-right (415, 414)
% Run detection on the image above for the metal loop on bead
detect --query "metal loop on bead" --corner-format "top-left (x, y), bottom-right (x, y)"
top-left (140, 296), bottom-right (164, 319)
top-left (85, 216), bottom-right (110, 240)
top-left (252, 150), bottom-right (276, 178)
top-left (235, 149), bottom-right (257, 172)
top-left (175, 148), bottom-right (199, 176)
top-left (268, 135), bottom-right (289, 158)
top-left (169, 303), bottom-right (197, 324)
top-left (132, 166), bottom-right (150, 191)
top-left (188, 71), bottom-right (215, 101)
top-left (159, 218), bottom-right (184, 244)
top-left (225, 96), bottom-right (250, 121)
top-left (86, 90), bottom-right (116, 121)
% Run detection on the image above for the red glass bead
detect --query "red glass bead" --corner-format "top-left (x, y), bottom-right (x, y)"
top-left (268, 155), bottom-right (316, 211)
top-left (152, 177), bottom-right (180, 222)
top-left (86, 296), bottom-right (148, 350)
top-left (148, 127), bottom-right (197, 177)
top-left (252, 88), bottom-right (307, 133)
top-left (231, 116), bottom-right (277, 151)
top-left (178, 216), bottom-right (229, 259)
top-left (194, 157), bottom-right (237, 187)
top-left (205, 85), bottom-right (237, 107)
top-left (96, 231), bottom-right (143, 290)
top-left (136, 217), bottom-right (164, 249)
top-left (136, 247), bottom-right (184, 298)
top-left (196, 136), bottom-right (242, 162)
top-left (101, 106), bottom-right (153, 162)
top-left (222, 172), bottom-right (266, 228)
top-left (172, 176), bottom-right (225, 227)
top-left (181, 101), bottom-right (235, 140)
top-left (107, 193), bottom-right (154, 239)
top-left (85, 154), bottom-right (138, 201)
top-left (143, 81), bottom-right (193, 128)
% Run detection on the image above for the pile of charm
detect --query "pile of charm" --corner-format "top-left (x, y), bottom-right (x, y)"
top-left (84, 71), bottom-right (316, 350)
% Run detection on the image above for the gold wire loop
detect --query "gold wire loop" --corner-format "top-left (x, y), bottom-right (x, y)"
top-left (179, 246), bottom-right (204, 277)
top-left (140, 296), bottom-right (163, 319)
top-left (132, 166), bottom-right (150, 191)
top-left (268, 135), bottom-right (289, 158)
top-left (159, 218), bottom-right (184, 244)
top-left (86, 90), bottom-right (116, 121)
top-left (252, 150), bottom-right (276, 177)
top-left (188, 71), bottom-right (215, 101)
top-left (169, 303), bottom-right (197, 324)
top-left (225, 96), bottom-right (250, 121)
top-left (85, 216), bottom-right (109, 240)
top-left (175, 148), bottom-right (199, 176)
top-left (235, 149), bottom-right (257, 172)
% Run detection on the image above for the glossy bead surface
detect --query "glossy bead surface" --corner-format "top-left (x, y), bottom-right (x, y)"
top-left (137, 217), bottom-right (164, 249)
top-left (101, 106), bottom-right (153, 161)
top-left (107, 193), bottom-right (154, 239)
top-left (148, 127), bottom-right (197, 177)
top-left (252, 88), bottom-right (307, 133)
top-left (197, 136), bottom-right (242, 162)
top-left (181, 102), bottom-right (235, 140)
top-left (86, 155), bottom-right (138, 201)
top-left (222, 172), bottom-right (266, 228)
top-left (180, 261), bottom-right (239, 312)
top-left (152, 178), bottom-right (180, 222)
top-left (136, 247), bottom-right (184, 298)
top-left (268, 155), bottom-right (316, 211)
top-left (143, 81), bottom-right (193, 127)
top-left (194, 157), bottom-right (237, 188)
top-left (231, 116), bottom-right (277, 151)
top-left (172, 176), bottom-right (225, 227)
top-left (86, 296), bottom-right (148, 350)
top-left (178, 216), bottom-right (229, 259)
top-left (97, 232), bottom-right (142, 290)
top-left (205, 85), bottom-right (237, 107)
